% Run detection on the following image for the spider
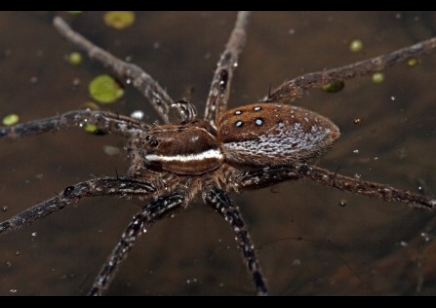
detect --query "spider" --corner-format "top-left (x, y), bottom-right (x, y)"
top-left (1, 11), bottom-right (436, 295)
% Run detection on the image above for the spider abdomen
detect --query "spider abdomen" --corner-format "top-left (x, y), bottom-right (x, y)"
top-left (217, 104), bottom-right (340, 167)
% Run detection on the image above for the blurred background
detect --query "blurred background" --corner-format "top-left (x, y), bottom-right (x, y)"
top-left (0, 11), bottom-right (436, 295)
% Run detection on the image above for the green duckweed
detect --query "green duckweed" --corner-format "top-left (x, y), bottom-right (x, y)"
top-left (322, 80), bottom-right (345, 93)
top-left (68, 51), bottom-right (83, 65)
top-left (89, 74), bottom-right (124, 104)
top-left (104, 11), bottom-right (135, 30)
top-left (349, 39), bottom-right (363, 52)
top-left (372, 72), bottom-right (385, 84)
top-left (2, 114), bottom-right (19, 126)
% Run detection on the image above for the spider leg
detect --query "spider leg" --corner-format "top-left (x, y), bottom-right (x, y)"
top-left (53, 16), bottom-right (175, 124)
top-left (299, 164), bottom-right (436, 210)
top-left (204, 11), bottom-right (250, 127)
top-left (88, 191), bottom-right (186, 296)
top-left (235, 164), bottom-right (436, 210)
top-left (202, 185), bottom-right (268, 296)
top-left (235, 166), bottom-right (303, 190)
top-left (0, 177), bottom-right (156, 235)
top-left (0, 109), bottom-right (150, 140)
top-left (263, 36), bottom-right (436, 104)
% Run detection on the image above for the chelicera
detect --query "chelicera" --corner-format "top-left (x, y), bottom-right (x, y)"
top-left (1, 12), bottom-right (436, 295)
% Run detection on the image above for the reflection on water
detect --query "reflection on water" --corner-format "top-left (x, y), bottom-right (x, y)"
top-left (0, 11), bottom-right (436, 295)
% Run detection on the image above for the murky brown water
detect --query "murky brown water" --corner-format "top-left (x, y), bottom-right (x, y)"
top-left (0, 11), bottom-right (436, 295)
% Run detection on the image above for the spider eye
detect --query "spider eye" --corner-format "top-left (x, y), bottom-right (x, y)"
top-left (148, 137), bottom-right (158, 147)
top-left (145, 135), bottom-right (159, 146)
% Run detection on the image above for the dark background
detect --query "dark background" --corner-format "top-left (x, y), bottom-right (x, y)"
top-left (0, 11), bottom-right (436, 295)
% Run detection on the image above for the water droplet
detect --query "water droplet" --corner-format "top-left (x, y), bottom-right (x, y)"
top-left (353, 149), bottom-right (359, 154)
top-left (31, 232), bottom-right (37, 237)
top-left (353, 118), bottom-right (362, 125)
top-left (72, 78), bottom-right (81, 88)
top-left (130, 110), bottom-right (144, 120)
top-left (390, 96), bottom-right (396, 101)
top-left (421, 232), bottom-right (431, 242)
top-left (103, 145), bottom-right (120, 156)
top-left (338, 199), bottom-right (347, 207)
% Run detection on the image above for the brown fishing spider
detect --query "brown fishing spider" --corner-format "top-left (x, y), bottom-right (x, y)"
top-left (1, 11), bottom-right (436, 295)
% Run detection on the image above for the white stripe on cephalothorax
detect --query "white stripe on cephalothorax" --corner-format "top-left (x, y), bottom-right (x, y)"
top-left (145, 148), bottom-right (224, 163)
